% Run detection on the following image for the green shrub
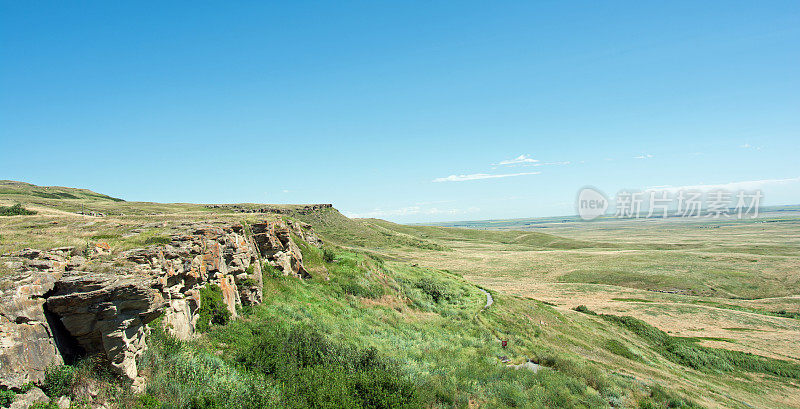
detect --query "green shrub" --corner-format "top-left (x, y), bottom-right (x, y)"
top-left (338, 280), bottom-right (385, 299)
top-left (0, 203), bottom-right (36, 216)
top-left (322, 248), bottom-right (336, 263)
top-left (573, 305), bottom-right (596, 315)
top-left (0, 388), bottom-right (15, 407)
top-left (42, 365), bottom-right (76, 398)
top-left (263, 263), bottom-right (283, 279)
top-left (133, 394), bottom-right (161, 409)
top-left (774, 309), bottom-right (800, 319)
top-left (605, 339), bottom-right (641, 361)
top-left (196, 284), bottom-right (231, 333)
top-left (235, 324), bottom-right (421, 409)
top-left (414, 277), bottom-right (456, 303)
top-left (143, 347), bottom-right (276, 409)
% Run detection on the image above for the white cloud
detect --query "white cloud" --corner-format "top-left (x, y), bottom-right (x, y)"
top-left (490, 154), bottom-right (570, 170)
top-left (496, 154), bottom-right (539, 166)
top-left (645, 177), bottom-right (800, 193)
top-left (344, 206), bottom-right (480, 219)
top-left (740, 143), bottom-right (762, 150)
top-left (633, 154), bottom-right (654, 159)
top-left (539, 161), bottom-right (571, 166)
top-left (432, 171), bottom-right (541, 183)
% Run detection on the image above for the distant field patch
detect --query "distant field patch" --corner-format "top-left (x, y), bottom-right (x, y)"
top-left (723, 327), bottom-right (765, 332)
top-left (612, 298), bottom-right (654, 303)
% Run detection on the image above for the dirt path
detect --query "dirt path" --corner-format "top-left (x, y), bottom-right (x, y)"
top-left (479, 288), bottom-right (493, 309)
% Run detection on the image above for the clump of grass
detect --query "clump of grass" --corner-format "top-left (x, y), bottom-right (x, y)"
top-left (774, 309), bottom-right (800, 319)
top-left (42, 364), bottom-right (76, 398)
top-left (639, 384), bottom-right (703, 408)
top-left (142, 327), bottom-right (278, 408)
top-left (91, 233), bottom-right (120, 240)
top-left (263, 263), bottom-right (283, 279)
top-left (235, 324), bottom-right (421, 409)
top-left (414, 277), bottom-right (458, 303)
top-left (143, 235), bottom-right (171, 245)
top-left (0, 203), bottom-right (36, 216)
top-left (338, 280), bottom-right (385, 299)
top-left (605, 339), bottom-right (642, 362)
top-left (0, 388), bottom-right (15, 407)
top-left (28, 403), bottom-right (58, 409)
top-left (322, 247), bottom-right (336, 263)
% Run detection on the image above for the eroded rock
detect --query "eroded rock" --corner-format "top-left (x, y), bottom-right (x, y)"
top-left (0, 218), bottom-right (319, 387)
top-left (44, 273), bottom-right (165, 381)
top-left (0, 271), bottom-right (64, 387)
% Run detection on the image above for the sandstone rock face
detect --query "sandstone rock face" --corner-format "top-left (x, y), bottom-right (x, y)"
top-left (288, 220), bottom-right (324, 247)
top-left (251, 221), bottom-right (317, 279)
top-left (0, 219), bottom-right (320, 388)
top-left (0, 271), bottom-right (64, 387)
top-left (125, 223), bottom-right (264, 338)
top-left (44, 273), bottom-right (165, 381)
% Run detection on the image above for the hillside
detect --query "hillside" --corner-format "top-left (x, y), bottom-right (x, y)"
top-left (1, 182), bottom-right (799, 409)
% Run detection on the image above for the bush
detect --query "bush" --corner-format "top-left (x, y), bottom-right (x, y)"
top-left (605, 339), bottom-right (641, 361)
top-left (133, 394), bottom-right (161, 409)
top-left (339, 280), bottom-right (385, 299)
top-left (0, 203), bottom-right (36, 216)
top-left (143, 348), bottom-right (276, 409)
top-left (262, 263), bottom-right (284, 279)
top-left (235, 324), bottom-right (422, 409)
top-left (42, 365), bottom-right (76, 398)
top-left (322, 248), bottom-right (336, 263)
top-left (414, 277), bottom-right (456, 303)
top-left (573, 305), bottom-right (596, 315)
top-left (196, 284), bottom-right (231, 333)
top-left (0, 388), bottom-right (15, 407)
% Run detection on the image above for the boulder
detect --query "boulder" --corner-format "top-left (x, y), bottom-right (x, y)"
top-left (251, 221), bottom-right (309, 278)
top-left (9, 387), bottom-right (49, 409)
top-left (57, 395), bottom-right (71, 409)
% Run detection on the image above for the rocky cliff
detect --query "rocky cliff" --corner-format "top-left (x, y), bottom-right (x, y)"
top-left (0, 219), bottom-right (320, 391)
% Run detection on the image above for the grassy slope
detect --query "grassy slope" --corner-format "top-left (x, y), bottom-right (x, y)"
top-left (145, 247), bottom-right (711, 409)
top-left (3, 182), bottom-right (800, 408)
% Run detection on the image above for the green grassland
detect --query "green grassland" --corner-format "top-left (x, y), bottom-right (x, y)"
top-left (3, 181), bottom-right (800, 408)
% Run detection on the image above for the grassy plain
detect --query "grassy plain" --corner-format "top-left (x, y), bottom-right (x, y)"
top-left (2, 180), bottom-right (800, 408)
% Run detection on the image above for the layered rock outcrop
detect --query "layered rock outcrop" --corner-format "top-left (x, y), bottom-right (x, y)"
top-left (0, 271), bottom-right (64, 389)
top-left (0, 219), bottom-right (321, 390)
top-left (45, 274), bottom-right (164, 382)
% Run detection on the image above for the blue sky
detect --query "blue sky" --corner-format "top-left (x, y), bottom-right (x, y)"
top-left (1, 1), bottom-right (798, 222)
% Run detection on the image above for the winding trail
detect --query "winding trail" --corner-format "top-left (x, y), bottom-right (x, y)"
top-left (479, 288), bottom-right (493, 310)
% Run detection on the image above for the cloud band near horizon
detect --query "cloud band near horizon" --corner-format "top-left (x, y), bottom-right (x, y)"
top-left (432, 171), bottom-right (541, 183)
